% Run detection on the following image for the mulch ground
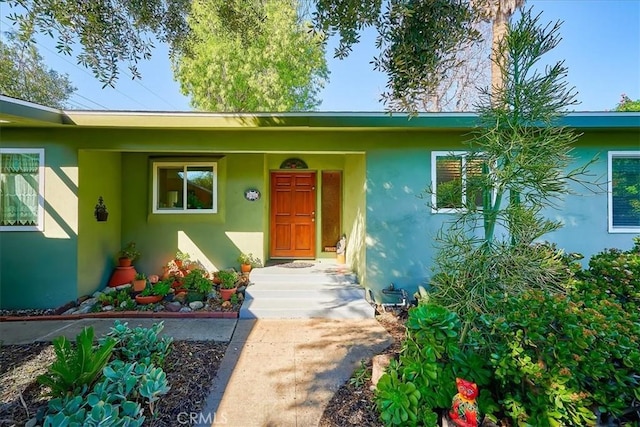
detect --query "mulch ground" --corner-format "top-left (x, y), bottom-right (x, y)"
top-left (0, 341), bottom-right (227, 427)
top-left (0, 308), bottom-right (406, 427)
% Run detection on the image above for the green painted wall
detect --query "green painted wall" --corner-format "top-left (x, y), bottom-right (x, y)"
top-left (344, 154), bottom-right (367, 283)
top-left (1, 125), bottom-right (638, 309)
top-left (364, 131), bottom-right (640, 302)
top-left (0, 131), bottom-right (79, 309)
top-left (77, 151), bottom-right (122, 296)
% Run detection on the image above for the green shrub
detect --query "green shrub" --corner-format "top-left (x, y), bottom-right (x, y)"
top-left (103, 320), bottom-right (173, 367)
top-left (37, 327), bottom-right (116, 397)
top-left (484, 290), bottom-right (640, 426)
top-left (575, 238), bottom-right (640, 312)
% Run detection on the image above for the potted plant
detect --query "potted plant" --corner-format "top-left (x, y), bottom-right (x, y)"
top-left (135, 279), bottom-right (171, 304)
top-left (118, 241), bottom-right (141, 267)
top-left (237, 253), bottom-right (262, 274)
top-left (174, 250), bottom-right (191, 268)
top-left (182, 269), bottom-right (213, 302)
top-left (132, 273), bottom-right (147, 292)
top-left (218, 270), bottom-right (239, 301)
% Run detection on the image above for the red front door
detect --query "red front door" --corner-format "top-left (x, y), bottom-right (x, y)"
top-left (270, 171), bottom-right (316, 258)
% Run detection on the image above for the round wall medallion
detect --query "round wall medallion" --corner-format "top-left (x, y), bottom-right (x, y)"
top-left (244, 189), bottom-right (261, 201)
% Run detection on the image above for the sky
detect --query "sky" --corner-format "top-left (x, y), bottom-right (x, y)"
top-left (2, 0), bottom-right (639, 112)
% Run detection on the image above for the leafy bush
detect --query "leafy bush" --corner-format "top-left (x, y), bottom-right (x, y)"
top-left (575, 237), bottom-right (640, 312)
top-left (483, 290), bottom-right (640, 426)
top-left (103, 320), bottom-right (173, 367)
top-left (37, 327), bottom-right (116, 397)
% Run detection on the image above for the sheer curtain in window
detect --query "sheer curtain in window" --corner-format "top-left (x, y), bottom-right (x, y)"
top-left (0, 153), bottom-right (40, 226)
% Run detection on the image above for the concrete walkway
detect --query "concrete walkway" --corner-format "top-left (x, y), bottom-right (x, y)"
top-left (0, 318), bottom-right (237, 344)
top-left (199, 318), bottom-right (392, 427)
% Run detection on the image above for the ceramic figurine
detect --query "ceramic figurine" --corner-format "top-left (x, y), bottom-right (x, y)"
top-left (449, 377), bottom-right (480, 427)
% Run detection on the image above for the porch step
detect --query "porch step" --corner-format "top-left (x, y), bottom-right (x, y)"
top-left (239, 264), bottom-right (375, 319)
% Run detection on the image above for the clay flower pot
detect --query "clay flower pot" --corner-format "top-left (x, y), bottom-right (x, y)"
top-left (135, 295), bottom-right (162, 304)
top-left (133, 279), bottom-right (147, 292)
top-left (240, 263), bottom-right (252, 274)
top-left (220, 287), bottom-right (237, 301)
top-left (118, 257), bottom-right (132, 267)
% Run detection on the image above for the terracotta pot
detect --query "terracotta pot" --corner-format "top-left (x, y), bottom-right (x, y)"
top-left (135, 295), bottom-right (162, 304)
top-left (220, 287), bottom-right (237, 301)
top-left (118, 257), bottom-right (132, 267)
top-left (133, 279), bottom-right (147, 292)
top-left (240, 263), bottom-right (252, 273)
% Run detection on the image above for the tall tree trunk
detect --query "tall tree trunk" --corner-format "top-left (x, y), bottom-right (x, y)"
top-left (491, 9), bottom-right (509, 98)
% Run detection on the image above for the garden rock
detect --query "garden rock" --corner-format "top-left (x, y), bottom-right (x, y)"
top-left (189, 301), bottom-right (204, 310)
top-left (102, 305), bottom-right (114, 311)
top-left (166, 302), bottom-right (182, 312)
top-left (74, 297), bottom-right (98, 314)
top-left (179, 307), bottom-right (192, 313)
top-left (371, 353), bottom-right (393, 388)
top-left (114, 283), bottom-right (131, 291)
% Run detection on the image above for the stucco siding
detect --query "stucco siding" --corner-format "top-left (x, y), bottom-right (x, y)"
top-left (0, 131), bottom-right (78, 309)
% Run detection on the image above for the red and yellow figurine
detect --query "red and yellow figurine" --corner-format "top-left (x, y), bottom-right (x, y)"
top-left (449, 378), bottom-right (480, 427)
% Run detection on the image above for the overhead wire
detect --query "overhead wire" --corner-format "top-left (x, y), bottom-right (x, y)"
top-left (1, 18), bottom-right (160, 110)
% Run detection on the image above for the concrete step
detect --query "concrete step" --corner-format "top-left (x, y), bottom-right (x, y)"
top-left (239, 295), bottom-right (375, 319)
top-left (240, 262), bottom-right (374, 319)
top-left (245, 282), bottom-right (363, 295)
top-left (248, 271), bottom-right (357, 285)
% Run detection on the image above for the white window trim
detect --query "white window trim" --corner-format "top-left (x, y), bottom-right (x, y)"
top-left (608, 150), bottom-right (640, 233)
top-left (0, 148), bottom-right (45, 232)
top-left (152, 161), bottom-right (218, 214)
top-left (431, 151), bottom-right (489, 214)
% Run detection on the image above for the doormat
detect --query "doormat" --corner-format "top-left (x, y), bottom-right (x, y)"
top-left (277, 262), bottom-right (315, 268)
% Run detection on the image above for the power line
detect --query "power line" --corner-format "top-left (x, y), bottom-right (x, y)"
top-left (71, 91), bottom-right (108, 110)
top-left (1, 18), bottom-right (154, 110)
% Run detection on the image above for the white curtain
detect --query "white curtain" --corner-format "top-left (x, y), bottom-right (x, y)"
top-left (0, 154), bottom-right (40, 226)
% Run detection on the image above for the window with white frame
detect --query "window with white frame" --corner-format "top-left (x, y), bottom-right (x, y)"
top-left (153, 161), bottom-right (217, 214)
top-left (608, 151), bottom-right (640, 232)
top-left (431, 151), bottom-right (486, 213)
top-left (0, 148), bottom-right (45, 231)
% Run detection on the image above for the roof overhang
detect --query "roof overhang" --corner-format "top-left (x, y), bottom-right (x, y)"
top-left (1, 96), bottom-right (639, 131)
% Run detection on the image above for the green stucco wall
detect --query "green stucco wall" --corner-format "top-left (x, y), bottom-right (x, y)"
top-left (1, 124), bottom-right (638, 309)
top-left (0, 131), bottom-right (79, 309)
top-left (344, 154), bottom-right (367, 283)
top-left (77, 150), bottom-right (122, 298)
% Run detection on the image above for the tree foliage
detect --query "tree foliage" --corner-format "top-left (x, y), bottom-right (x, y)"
top-left (3, 0), bottom-right (190, 87)
top-left (615, 93), bottom-right (640, 112)
top-left (427, 8), bottom-right (597, 325)
top-left (173, 0), bottom-right (328, 112)
top-left (0, 33), bottom-right (75, 108)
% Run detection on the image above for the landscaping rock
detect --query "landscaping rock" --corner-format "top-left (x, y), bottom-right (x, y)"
top-left (371, 353), bottom-right (393, 388)
top-left (103, 286), bottom-right (116, 294)
top-left (92, 290), bottom-right (104, 298)
top-left (189, 301), bottom-right (204, 310)
top-left (115, 283), bottom-right (132, 291)
top-left (74, 297), bottom-right (97, 314)
top-left (166, 302), bottom-right (182, 312)
top-left (102, 305), bottom-right (114, 311)
top-left (179, 307), bottom-right (192, 313)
